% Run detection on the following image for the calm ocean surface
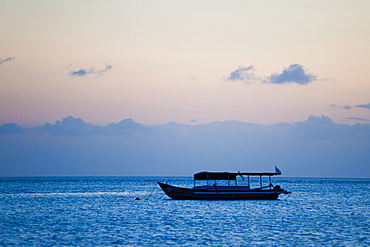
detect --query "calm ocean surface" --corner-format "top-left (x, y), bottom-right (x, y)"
top-left (1, 177), bottom-right (369, 246)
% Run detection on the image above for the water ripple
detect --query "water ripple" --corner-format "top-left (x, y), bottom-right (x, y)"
top-left (0, 177), bottom-right (369, 246)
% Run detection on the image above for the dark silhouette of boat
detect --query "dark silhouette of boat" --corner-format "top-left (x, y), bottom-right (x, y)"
top-left (158, 167), bottom-right (291, 200)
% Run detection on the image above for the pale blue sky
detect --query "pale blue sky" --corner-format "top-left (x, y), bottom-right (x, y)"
top-left (1, 0), bottom-right (370, 126)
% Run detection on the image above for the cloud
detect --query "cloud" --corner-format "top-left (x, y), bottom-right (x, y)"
top-left (0, 123), bottom-right (23, 135)
top-left (226, 66), bottom-right (258, 83)
top-left (188, 75), bottom-right (196, 80)
top-left (39, 116), bottom-right (95, 135)
top-left (264, 64), bottom-right (317, 85)
top-left (69, 64), bottom-right (113, 77)
top-left (37, 116), bottom-right (149, 135)
top-left (0, 57), bottom-right (15, 65)
top-left (1, 115), bottom-right (370, 177)
top-left (356, 103), bottom-right (370, 110)
top-left (330, 104), bottom-right (352, 110)
top-left (226, 64), bottom-right (317, 85)
top-left (346, 117), bottom-right (370, 122)
top-left (103, 118), bottom-right (148, 135)
top-left (331, 103), bottom-right (370, 111)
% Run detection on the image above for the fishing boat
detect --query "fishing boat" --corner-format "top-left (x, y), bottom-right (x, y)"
top-left (158, 167), bottom-right (291, 200)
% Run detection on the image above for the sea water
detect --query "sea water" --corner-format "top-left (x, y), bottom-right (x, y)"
top-left (0, 177), bottom-right (369, 246)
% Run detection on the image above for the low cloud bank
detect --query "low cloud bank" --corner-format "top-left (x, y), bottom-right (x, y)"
top-left (0, 123), bottom-right (23, 135)
top-left (1, 116), bottom-right (369, 178)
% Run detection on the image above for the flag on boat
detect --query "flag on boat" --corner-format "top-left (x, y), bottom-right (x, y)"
top-left (275, 166), bottom-right (282, 174)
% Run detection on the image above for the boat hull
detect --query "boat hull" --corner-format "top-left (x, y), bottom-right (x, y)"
top-left (158, 182), bottom-right (288, 200)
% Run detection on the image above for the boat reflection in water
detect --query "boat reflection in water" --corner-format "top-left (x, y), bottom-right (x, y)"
top-left (158, 167), bottom-right (291, 200)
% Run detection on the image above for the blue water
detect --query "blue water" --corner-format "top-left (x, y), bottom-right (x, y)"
top-left (1, 177), bottom-right (369, 246)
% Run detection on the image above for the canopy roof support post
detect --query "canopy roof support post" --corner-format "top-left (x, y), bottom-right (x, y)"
top-left (248, 175), bottom-right (250, 188)
top-left (260, 175), bottom-right (262, 187)
top-left (269, 175), bottom-right (272, 188)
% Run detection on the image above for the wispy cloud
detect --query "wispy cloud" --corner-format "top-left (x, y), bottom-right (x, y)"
top-left (0, 57), bottom-right (15, 65)
top-left (346, 117), bottom-right (370, 122)
top-left (331, 103), bottom-right (370, 110)
top-left (69, 64), bottom-right (113, 77)
top-left (226, 66), bottom-right (258, 83)
top-left (330, 104), bottom-right (352, 110)
top-left (356, 103), bottom-right (370, 110)
top-left (264, 64), bottom-right (317, 85)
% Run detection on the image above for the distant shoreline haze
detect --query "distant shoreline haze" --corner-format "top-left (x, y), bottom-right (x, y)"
top-left (0, 115), bottom-right (369, 178)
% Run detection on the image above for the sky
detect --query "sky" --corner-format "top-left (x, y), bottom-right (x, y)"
top-left (1, 1), bottom-right (370, 178)
top-left (1, 0), bottom-right (369, 127)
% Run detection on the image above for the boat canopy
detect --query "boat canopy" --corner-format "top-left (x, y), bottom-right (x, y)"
top-left (194, 171), bottom-right (280, 181)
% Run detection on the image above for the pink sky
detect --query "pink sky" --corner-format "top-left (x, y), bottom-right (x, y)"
top-left (1, 0), bottom-right (370, 127)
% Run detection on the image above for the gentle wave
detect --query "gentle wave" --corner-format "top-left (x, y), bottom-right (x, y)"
top-left (0, 191), bottom-right (136, 197)
top-left (1, 177), bottom-right (369, 246)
